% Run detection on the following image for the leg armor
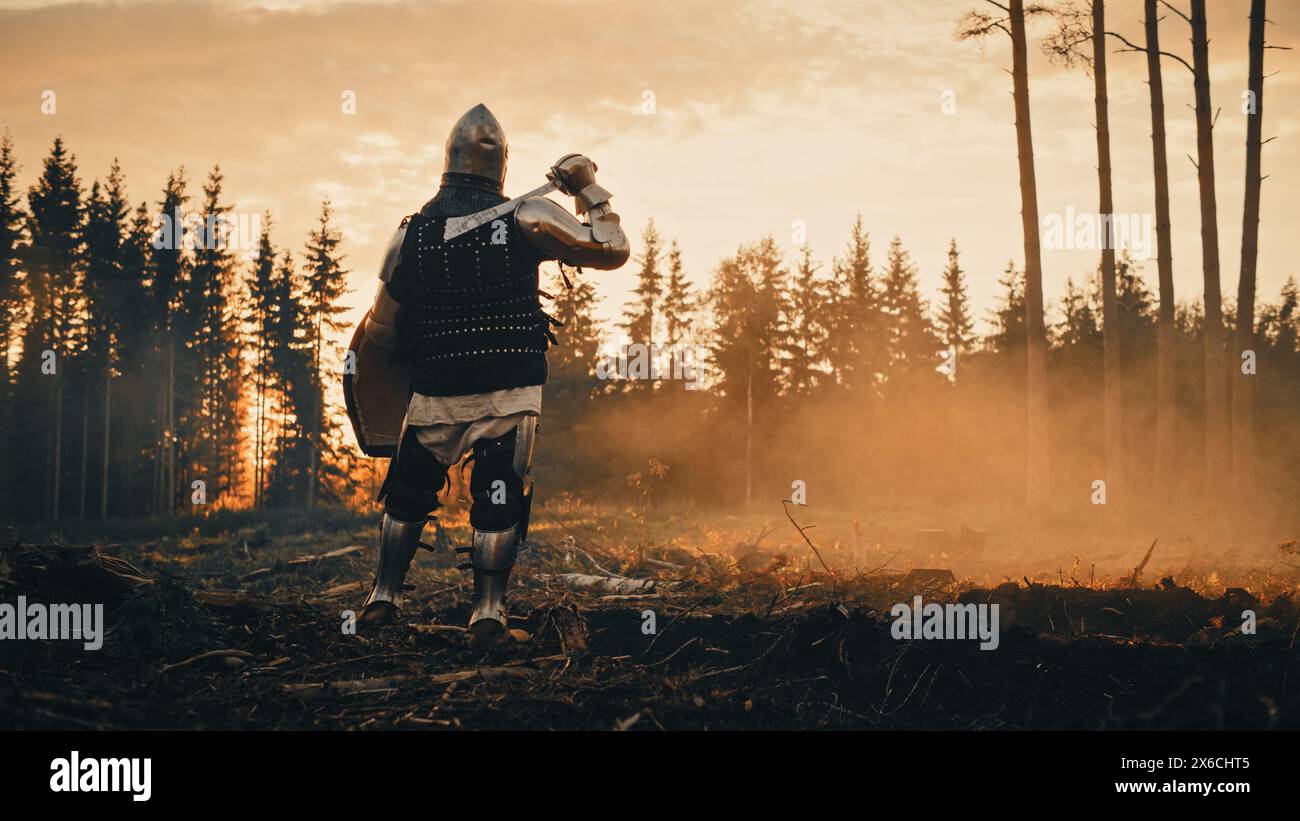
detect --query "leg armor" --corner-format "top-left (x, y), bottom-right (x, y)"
top-left (361, 424), bottom-right (449, 624)
top-left (361, 513), bottom-right (426, 617)
top-left (463, 416), bottom-right (536, 646)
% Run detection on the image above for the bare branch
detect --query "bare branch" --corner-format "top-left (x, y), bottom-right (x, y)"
top-left (1105, 30), bottom-right (1148, 53)
top-left (1105, 29), bottom-right (1195, 73)
top-left (1041, 0), bottom-right (1093, 70)
top-left (782, 500), bottom-right (834, 578)
top-left (1158, 0), bottom-right (1191, 25)
top-left (957, 8), bottom-right (1012, 42)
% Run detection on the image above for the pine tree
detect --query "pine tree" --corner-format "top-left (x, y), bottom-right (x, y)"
top-left (1056, 274), bottom-right (1101, 351)
top-left (937, 238), bottom-right (975, 355)
top-left (988, 260), bottom-right (1027, 356)
top-left (1259, 277), bottom-right (1298, 355)
top-left (621, 219), bottom-right (663, 387)
top-left (707, 237), bottom-right (787, 506)
top-left (780, 243), bottom-right (830, 396)
top-left (878, 235), bottom-right (938, 384)
top-left (1116, 251), bottom-right (1156, 342)
top-left (300, 199), bottom-right (350, 508)
top-left (659, 240), bottom-right (696, 351)
top-left (82, 160), bottom-right (131, 518)
top-left (220, 268), bottom-right (248, 505)
top-left (114, 199), bottom-right (155, 517)
top-left (265, 248), bottom-right (309, 507)
top-left (545, 264), bottom-right (604, 407)
top-left (246, 215), bottom-right (277, 509)
top-left (151, 168), bottom-right (190, 515)
top-left (18, 138), bottom-right (84, 523)
top-left (0, 131), bottom-right (24, 518)
top-left (826, 214), bottom-right (882, 392)
top-left (0, 132), bottom-right (21, 400)
top-left (185, 166), bottom-right (243, 506)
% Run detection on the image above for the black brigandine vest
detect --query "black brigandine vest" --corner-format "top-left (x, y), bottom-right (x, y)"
top-left (389, 181), bottom-right (554, 397)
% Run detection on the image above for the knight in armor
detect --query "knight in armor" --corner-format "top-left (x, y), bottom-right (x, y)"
top-left (352, 104), bottom-right (630, 649)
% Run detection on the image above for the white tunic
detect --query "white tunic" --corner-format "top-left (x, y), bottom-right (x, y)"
top-left (402, 381), bottom-right (541, 465)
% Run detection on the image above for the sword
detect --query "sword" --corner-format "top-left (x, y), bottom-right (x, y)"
top-left (442, 180), bottom-right (560, 241)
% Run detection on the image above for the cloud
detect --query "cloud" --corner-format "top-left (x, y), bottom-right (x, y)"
top-left (0, 0), bottom-right (1296, 329)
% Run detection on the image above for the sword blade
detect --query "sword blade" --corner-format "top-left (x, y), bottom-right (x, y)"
top-left (442, 180), bottom-right (559, 241)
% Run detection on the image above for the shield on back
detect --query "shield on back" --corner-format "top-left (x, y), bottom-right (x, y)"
top-left (343, 320), bottom-right (409, 458)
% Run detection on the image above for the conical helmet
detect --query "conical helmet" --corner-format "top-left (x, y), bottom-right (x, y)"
top-left (443, 103), bottom-right (507, 186)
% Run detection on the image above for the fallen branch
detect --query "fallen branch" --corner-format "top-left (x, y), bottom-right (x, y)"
top-left (546, 573), bottom-right (657, 594)
top-left (282, 675), bottom-right (414, 697)
top-left (287, 545), bottom-right (366, 566)
top-left (1, 541), bottom-right (152, 606)
top-left (243, 545), bottom-right (367, 582)
top-left (281, 666), bottom-right (543, 700)
top-left (782, 500), bottom-right (834, 577)
top-left (429, 667), bottom-right (536, 686)
top-left (193, 590), bottom-right (284, 617)
top-left (159, 649), bottom-right (255, 674)
top-left (641, 595), bottom-right (710, 657)
top-left (319, 580), bottom-right (367, 598)
top-left (1128, 538), bottom-right (1159, 587)
top-left (647, 635), bottom-right (700, 667)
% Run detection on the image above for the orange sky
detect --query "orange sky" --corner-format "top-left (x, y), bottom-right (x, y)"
top-left (2, 0), bottom-right (1297, 340)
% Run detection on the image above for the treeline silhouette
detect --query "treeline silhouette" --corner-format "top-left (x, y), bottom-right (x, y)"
top-left (539, 219), bottom-right (1300, 514)
top-left (2, 133), bottom-right (1297, 526)
top-left (0, 134), bottom-right (353, 524)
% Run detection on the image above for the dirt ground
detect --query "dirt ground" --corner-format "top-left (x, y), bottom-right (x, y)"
top-left (2, 504), bottom-right (1299, 730)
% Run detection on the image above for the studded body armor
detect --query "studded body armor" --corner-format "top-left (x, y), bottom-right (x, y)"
top-left (388, 181), bottom-right (554, 397)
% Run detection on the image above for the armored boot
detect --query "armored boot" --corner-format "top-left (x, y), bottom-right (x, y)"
top-left (359, 514), bottom-right (427, 626)
top-left (466, 524), bottom-right (519, 649)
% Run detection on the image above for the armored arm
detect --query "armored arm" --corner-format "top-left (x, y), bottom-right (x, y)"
top-left (363, 223), bottom-right (407, 347)
top-left (516, 154), bottom-right (630, 270)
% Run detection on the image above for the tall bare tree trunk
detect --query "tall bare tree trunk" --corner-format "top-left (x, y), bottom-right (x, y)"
top-left (745, 362), bottom-right (753, 510)
top-left (166, 330), bottom-right (175, 516)
top-left (306, 317), bottom-right (323, 511)
top-left (153, 368), bottom-right (162, 515)
top-left (1145, 0), bottom-right (1178, 490)
top-left (122, 395), bottom-right (132, 516)
top-left (1010, 0), bottom-right (1051, 506)
top-left (307, 445), bottom-right (317, 510)
top-left (1094, 0), bottom-right (1122, 499)
top-left (1233, 0), bottom-right (1266, 496)
top-left (0, 328), bottom-right (7, 497)
top-left (78, 387), bottom-right (88, 519)
top-left (254, 347), bottom-right (264, 510)
top-left (1189, 0), bottom-right (1227, 493)
top-left (100, 368), bottom-right (111, 519)
top-left (51, 376), bottom-right (62, 524)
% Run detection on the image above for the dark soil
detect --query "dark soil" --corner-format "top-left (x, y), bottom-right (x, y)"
top-left (2, 538), bottom-right (1298, 730)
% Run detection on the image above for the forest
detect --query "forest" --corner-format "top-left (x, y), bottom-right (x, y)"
top-left (1, 0), bottom-right (1298, 733)
top-left (1, 143), bottom-right (1297, 527)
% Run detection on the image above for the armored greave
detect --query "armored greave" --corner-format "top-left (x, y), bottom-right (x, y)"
top-left (468, 525), bottom-right (520, 627)
top-left (362, 514), bottom-right (427, 612)
top-left (463, 416), bottom-right (536, 633)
